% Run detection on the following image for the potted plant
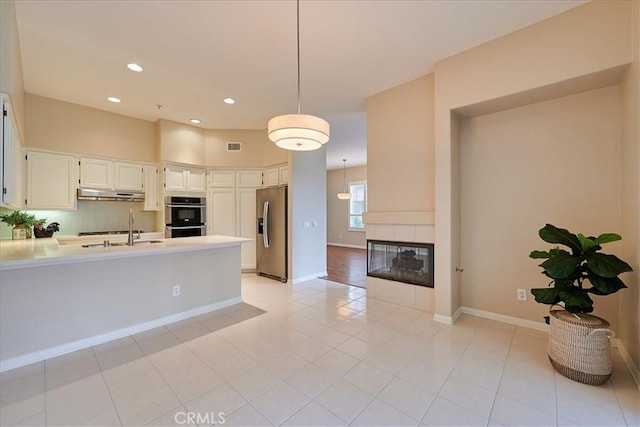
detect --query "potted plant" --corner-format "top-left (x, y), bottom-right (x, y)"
top-left (530, 223), bottom-right (633, 385)
top-left (0, 210), bottom-right (37, 239)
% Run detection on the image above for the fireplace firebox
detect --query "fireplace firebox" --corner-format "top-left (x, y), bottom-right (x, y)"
top-left (367, 240), bottom-right (434, 288)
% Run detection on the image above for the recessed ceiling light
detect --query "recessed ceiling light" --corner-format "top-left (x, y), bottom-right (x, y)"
top-left (223, 98), bottom-right (235, 105)
top-left (190, 119), bottom-right (201, 124)
top-left (127, 63), bottom-right (143, 72)
top-left (107, 97), bottom-right (121, 103)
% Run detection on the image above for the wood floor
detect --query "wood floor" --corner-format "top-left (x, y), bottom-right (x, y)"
top-left (321, 245), bottom-right (367, 288)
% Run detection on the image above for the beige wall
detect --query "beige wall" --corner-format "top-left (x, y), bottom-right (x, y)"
top-left (204, 129), bottom-right (287, 168)
top-left (619, 0), bottom-right (640, 372)
top-left (158, 119), bottom-right (205, 166)
top-left (366, 73), bottom-right (434, 216)
top-left (327, 165), bottom-right (367, 248)
top-left (25, 94), bottom-right (156, 162)
top-left (1, 0), bottom-right (25, 139)
top-left (23, 105), bottom-right (284, 169)
top-left (460, 86), bottom-right (622, 331)
top-left (432, 0), bottom-right (635, 322)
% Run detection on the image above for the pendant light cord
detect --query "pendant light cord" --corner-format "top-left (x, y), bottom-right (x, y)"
top-left (343, 159), bottom-right (347, 192)
top-left (296, 0), bottom-right (301, 114)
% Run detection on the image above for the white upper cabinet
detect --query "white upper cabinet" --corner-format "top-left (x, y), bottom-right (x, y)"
top-left (114, 162), bottom-right (144, 191)
top-left (143, 164), bottom-right (160, 211)
top-left (164, 165), bottom-right (187, 191)
top-left (263, 167), bottom-right (279, 187)
top-left (80, 157), bottom-right (146, 191)
top-left (186, 167), bottom-right (206, 192)
top-left (79, 158), bottom-right (113, 190)
top-left (278, 166), bottom-right (289, 185)
top-left (164, 164), bottom-right (206, 194)
top-left (1, 94), bottom-right (24, 209)
top-left (209, 170), bottom-right (235, 188)
top-left (236, 170), bottom-right (263, 188)
top-left (26, 151), bottom-right (77, 210)
top-left (263, 164), bottom-right (288, 187)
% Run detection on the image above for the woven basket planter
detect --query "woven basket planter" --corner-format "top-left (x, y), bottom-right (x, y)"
top-left (548, 309), bottom-right (612, 385)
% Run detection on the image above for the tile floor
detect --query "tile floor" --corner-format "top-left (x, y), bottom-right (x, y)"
top-left (0, 274), bottom-right (638, 426)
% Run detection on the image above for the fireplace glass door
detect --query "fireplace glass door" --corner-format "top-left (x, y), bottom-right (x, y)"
top-left (367, 240), bottom-right (434, 288)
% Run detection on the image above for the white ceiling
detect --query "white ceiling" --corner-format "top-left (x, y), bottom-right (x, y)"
top-left (14, 0), bottom-right (586, 170)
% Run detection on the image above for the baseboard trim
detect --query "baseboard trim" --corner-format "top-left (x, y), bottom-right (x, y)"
top-left (434, 307), bottom-right (462, 325)
top-left (327, 243), bottom-right (367, 250)
top-left (614, 339), bottom-right (640, 389)
top-left (461, 306), bottom-right (550, 332)
top-left (442, 306), bottom-right (639, 389)
top-left (293, 272), bottom-right (329, 285)
top-left (0, 297), bottom-right (243, 373)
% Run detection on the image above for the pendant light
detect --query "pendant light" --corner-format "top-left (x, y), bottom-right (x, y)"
top-left (267, 0), bottom-right (330, 151)
top-left (337, 159), bottom-right (351, 200)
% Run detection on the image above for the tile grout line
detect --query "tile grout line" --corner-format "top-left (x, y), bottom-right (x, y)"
top-left (92, 345), bottom-right (124, 427)
top-left (484, 325), bottom-right (517, 427)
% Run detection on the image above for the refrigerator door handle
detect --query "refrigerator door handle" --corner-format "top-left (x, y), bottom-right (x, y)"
top-left (263, 200), bottom-right (270, 248)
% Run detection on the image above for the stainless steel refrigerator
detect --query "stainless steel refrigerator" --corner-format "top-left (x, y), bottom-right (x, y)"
top-left (256, 186), bottom-right (288, 282)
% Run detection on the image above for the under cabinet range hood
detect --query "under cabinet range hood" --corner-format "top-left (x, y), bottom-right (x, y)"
top-left (77, 188), bottom-right (145, 202)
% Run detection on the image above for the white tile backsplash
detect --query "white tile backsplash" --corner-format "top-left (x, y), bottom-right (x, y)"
top-left (365, 224), bottom-right (435, 244)
top-left (393, 283), bottom-right (416, 307)
top-left (392, 225), bottom-right (415, 242)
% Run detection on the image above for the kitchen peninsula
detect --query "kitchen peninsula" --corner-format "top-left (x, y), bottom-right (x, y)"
top-left (0, 235), bottom-right (250, 372)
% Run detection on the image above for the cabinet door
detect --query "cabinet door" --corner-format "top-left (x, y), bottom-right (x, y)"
top-left (263, 167), bottom-right (279, 187)
top-left (236, 170), bottom-right (263, 188)
top-left (80, 158), bottom-right (113, 189)
top-left (237, 188), bottom-right (257, 269)
top-left (207, 188), bottom-right (236, 236)
top-left (26, 151), bottom-right (77, 210)
top-left (164, 165), bottom-right (187, 192)
top-left (186, 168), bottom-right (206, 192)
top-left (278, 166), bottom-right (289, 185)
top-left (143, 165), bottom-right (159, 211)
top-left (115, 162), bottom-right (144, 191)
top-left (1, 95), bottom-right (24, 209)
top-left (209, 170), bottom-right (235, 188)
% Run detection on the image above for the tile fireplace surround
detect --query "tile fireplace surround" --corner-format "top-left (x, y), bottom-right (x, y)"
top-left (365, 220), bottom-right (435, 312)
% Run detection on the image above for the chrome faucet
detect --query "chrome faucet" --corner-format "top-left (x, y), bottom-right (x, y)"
top-left (127, 208), bottom-right (134, 246)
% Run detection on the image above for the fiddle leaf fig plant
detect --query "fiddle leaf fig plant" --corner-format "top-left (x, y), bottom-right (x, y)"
top-left (530, 224), bottom-right (633, 314)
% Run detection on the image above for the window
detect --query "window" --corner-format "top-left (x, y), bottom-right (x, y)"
top-left (349, 181), bottom-right (366, 231)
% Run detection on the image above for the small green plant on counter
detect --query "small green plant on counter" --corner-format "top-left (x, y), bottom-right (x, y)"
top-left (0, 210), bottom-right (37, 227)
top-left (530, 224), bottom-right (633, 316)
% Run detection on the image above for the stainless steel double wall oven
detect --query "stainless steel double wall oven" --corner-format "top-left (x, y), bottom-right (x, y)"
top-left (164, 196), bottom-right (206, 238)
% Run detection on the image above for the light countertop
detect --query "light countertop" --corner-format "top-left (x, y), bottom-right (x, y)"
top-left (0, 235), bottom-right (252, 271)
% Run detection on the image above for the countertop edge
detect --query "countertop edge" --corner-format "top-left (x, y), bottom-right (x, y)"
top-left (0, 237), bottom-right (252, 271)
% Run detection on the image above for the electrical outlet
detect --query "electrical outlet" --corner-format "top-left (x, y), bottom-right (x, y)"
top-left (172, 285), bottom-right (181, 297)
top-left (517, 288), bottom-right (527, 301)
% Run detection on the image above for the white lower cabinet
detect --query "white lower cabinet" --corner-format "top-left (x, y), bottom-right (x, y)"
top-left (236, 188), bottom-right (257, 270)
top-left (206, 170), bottom-right (259, 270)
top-left (207, 188), bottom-right (236, 237)
top-left (26, 151), bottom-right (77, 210)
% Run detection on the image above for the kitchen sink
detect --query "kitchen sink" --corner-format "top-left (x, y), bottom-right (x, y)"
top-left (82, 240), bottom-right (163, 248)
